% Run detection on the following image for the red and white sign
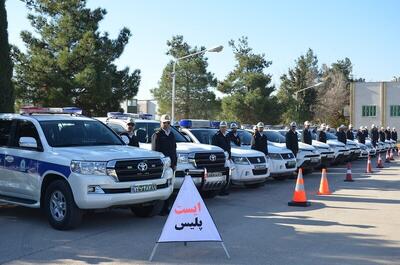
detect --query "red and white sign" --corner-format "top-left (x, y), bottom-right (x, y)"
top-left (157, 175), bottom-right (222, 243)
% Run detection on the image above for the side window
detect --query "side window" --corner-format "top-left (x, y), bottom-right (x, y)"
top-left (12, 120), bottom-right (42, 149)
top-left (0, 119), bottom-right (13, 146)
top-left (107, 123), bottom-right (126, 134)
top-left (134, 123), bottom-right (149, 143)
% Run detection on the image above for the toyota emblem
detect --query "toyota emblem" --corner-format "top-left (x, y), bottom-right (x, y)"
top-left (209, 154), bottom-right (217, 162)
top-left (137, 162), bottom-right (148, 172)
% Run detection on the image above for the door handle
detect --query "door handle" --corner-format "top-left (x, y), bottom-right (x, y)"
top-left (5, 156), bottom-right (14, 163)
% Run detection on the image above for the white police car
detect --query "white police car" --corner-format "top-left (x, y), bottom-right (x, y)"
top-left (0, 108), bottom-right (174, 230)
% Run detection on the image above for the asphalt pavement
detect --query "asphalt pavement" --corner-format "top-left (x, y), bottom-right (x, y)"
top-left (1, 157), bottom-right (400, 265)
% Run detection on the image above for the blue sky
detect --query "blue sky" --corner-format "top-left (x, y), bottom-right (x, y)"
top-left (6, 0), bottom-right (400, 99)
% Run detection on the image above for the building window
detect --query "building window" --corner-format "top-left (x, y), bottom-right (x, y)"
top-left (390, 105), bottom-right (400, 117)
top-left (362, 105), bottom-right (376, 117)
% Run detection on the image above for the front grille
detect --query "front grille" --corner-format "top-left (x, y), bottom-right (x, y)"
top-left (285, 162), bottom-right (296, 169)
top-left (247, 156), bottom-right (266, 164)
top-left (114, 159), bottom-right (163, 182)
top-left (252, 168), bottom-right (268, 175)
top-left (102, 182), bottom-right (170, 194)
top-left (194, 152), bottom-right (225, 169)
top-left (304, 154), bottom-right (320, 158)
top-left (281, 153), bottom-right (295, 160)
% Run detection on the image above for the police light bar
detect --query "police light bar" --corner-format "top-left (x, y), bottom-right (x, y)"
top-left (20, 106), bottom-right (82, 115)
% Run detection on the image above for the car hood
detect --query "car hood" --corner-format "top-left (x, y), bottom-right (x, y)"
top-left (231, 148), bottom-right (266, 157)
top-left (240, 143), bottom-right (293, 154)
top-left (327, 140), bottom-right (346, 147)
top-left (270, 142), bottom-right (315, 152)
top-left (52, 145), bottom-right (163, 161)
top-left (140, 142), bottom-right (224, 154)
top-left (312, 140), bottom-right (330, 149)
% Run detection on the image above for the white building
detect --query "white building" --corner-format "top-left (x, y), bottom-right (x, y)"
top-left (350, 81), bottom-right (400, 129)
top-left (120, 99), bottom-right (159, 119)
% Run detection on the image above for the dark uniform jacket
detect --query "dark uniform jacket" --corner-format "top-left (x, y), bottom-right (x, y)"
top-left (120, 132), bottom-right (139, 147)
top-left (212, 130), bottom-right (232, 159)
top-left (336, 131), bottom-right (347, 145)
top-left (371, 128), bottom-right (379, 147)
top-left (251, 132), bottom-right (268, 155)
top-left (379, 131), bottom-right (386, 142)
top-left (356, 130), bottom-right (366, 144)
top-left (286, 130), bottom-right (299, 156)
top-left (346, 130), bottom-right (354, 140)
top-left (227, 131), bottom-right (241, 147)
top-left (392, 131), bottom-right (398, 142)
top-left (363, 129), bottom-right (369, 139)
top-left (302, 128), bottom-right (312, 145)
top-left (151, 129), bottom-right (177, 168)
top-left (317, 130), bottom-right (327, 143)
top-left (385, 130), bottom-right (391, 140)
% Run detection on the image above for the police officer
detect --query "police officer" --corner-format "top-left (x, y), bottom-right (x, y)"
top-left (356, 126), bottom-right (366, 144)
top-left (302, 121), bottom-right (312, 145)
top-left (363, 126), bottom-right (369, 139)
top-left (120, 118), bottom-right (139, 147)
top-left (336, 125), bottom-right (347, 145)
top-left (211, 121), bottom-right (231, 195)
top-left (385, 126), bottom-right (392, 140)
top-left (251, 122), bottom-right (268, 155)
top-left (227, 123), bottom-right (241, 147)
top-left (371, 124), bottom-right (379, 147)
top-left (151, 114), bottom-right (177, 170)
top-left (346, 124), bottom-right (354, 140)
top-left (318, 123), bottom-right (327, 143)
top-left (392, 127), bottom-right (398, 143)
top-left (379, 126), bottom-right (386, 142)
top-left (326, 124), bottom-right (331, 133)
top-left (286, 122), bottom-right (299, 157)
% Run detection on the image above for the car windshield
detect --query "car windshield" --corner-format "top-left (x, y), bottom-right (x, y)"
top-left (190, 129), bottom-right (218, 144)
top-left (134, 122), bottom-right (188, 143)
top-left (326, 132), bottom-right (338, 140)
top-left (265, 130), bottom-right (286, 143)
top-left (40, 120), bottom-right (123, 147)
top-left (236, 130), bottom-right (253, 145)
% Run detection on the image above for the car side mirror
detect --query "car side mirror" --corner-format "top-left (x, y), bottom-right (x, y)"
top-left (121, 135), bottom-right (130, 145)
top-left (19, 137), bottom-right (38, 149)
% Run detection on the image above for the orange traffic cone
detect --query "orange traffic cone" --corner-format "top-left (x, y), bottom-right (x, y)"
top-left (288, 168), bottom-right (310, 207)
top-left (366, 155), bottom-right (373, 173)
top-left (317, 168), bottom-right (331, 195)
top-left (344, 163), bottom-right (354, 182)
top-left (385, 150), bottom-right (390, 163)
top-left (390, 149), bottom-right (394, 160)
top-left (377, 153), bottom-right (384, 168)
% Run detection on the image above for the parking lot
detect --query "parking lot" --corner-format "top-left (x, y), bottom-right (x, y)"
top-left (0, 158), bottom-right (399, 265)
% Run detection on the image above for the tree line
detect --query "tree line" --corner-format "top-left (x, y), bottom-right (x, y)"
top-left (1, 0), bottom-right (364, 127)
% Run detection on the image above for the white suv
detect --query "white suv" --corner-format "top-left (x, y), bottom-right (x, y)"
top-left (0, 112), bottom-right (174, 230)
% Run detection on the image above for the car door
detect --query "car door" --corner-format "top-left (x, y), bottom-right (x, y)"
top-left (4, 119), bottom-right (42, 201)
top-left (0, 118), bottom-right (14, 196)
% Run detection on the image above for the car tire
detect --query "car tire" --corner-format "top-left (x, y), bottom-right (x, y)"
top-left (44, 179), bottom-right (83, 230)
top-left (130, 201), bottom-right (163, 218)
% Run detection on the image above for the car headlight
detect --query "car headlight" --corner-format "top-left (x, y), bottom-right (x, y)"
top-left (232, 156), bottom-right (250, 165)
top-left (269, 153), bottom-right (282, 160)
top-left (70, 161), bottom-right (107, 175)
top-left (162, 156), bottom-right (171, 169)
top-left (177, 153), bottom-right (189, 164)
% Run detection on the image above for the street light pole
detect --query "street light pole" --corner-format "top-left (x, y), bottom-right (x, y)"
top-left (171, 45), bottom-right (223, 124)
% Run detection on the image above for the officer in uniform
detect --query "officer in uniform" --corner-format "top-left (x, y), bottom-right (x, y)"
top-left (371, 124), bottom-right (379, 147)
top-left (227, 123), bottom-right (241, 147)
top-left (346, 124), bottom-right (355, 140)
top-left (286, 122), bottom-right (299, 157)
top-left (385, 126), bottom-right (392, 140)
top-left (356, 126), bottom-right (366, 144)
top-left (379, 126), bottom-right (386, 142)
top-left (392, 127), bottom-right (398, 143)
top-left (211, 121), bottom-right (231, 195)
top-left (151, 114), bottom-right (177, 170)
top-left (251, 122), bottom-right (268, 155)
top-left (318, 123), bottom-right (327, 143)
top-left (363, 126), bottom-right (369, 139)
top-left (336, 125), bottom-right (347, 145)
top-left (120, 118), bottom-right (139, 147)
top-left (301, 121), bottom-right (312, 145)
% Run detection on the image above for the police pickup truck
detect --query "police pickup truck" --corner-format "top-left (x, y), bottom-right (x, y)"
top-left (0, 108), bottom-right (174, 230)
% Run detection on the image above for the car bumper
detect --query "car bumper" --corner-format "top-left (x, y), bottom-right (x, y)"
top-left (269, 159), bottom-right (297, 176)
top-left (231, 163), bottom-right (270, 184)
top-left (69, 168), bottom-right (174, 209)
top-left (174, 167), bottom-right (229, 191)
top-left (298, 158), bottom-right (321, 169)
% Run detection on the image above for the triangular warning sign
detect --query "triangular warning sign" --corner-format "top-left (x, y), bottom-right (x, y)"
top-left (157, 175), bottom-right (222, 243)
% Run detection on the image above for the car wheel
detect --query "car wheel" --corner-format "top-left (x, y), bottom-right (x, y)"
top-left (45, 179), bottom-right (83, 230)
top-left (131, 201), bottom-right (163, 217)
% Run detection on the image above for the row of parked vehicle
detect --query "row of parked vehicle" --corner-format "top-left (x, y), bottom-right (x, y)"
top-left (0, 108), bottom-right (397, 230)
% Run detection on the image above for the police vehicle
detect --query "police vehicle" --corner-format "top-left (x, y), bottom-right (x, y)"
top-left (0, 108), bottom-right (174, 230)
top-left (98, 115), bottom-right (230, 198)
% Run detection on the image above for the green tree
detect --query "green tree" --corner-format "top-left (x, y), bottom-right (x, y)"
top-left (0, 0), bottom-right (14, 112)
top-left (13, 0), bottom-right (140, 116)
top-left (277, 48), bottom-right (320, 124)
top-left (218, 37), bottom-right (279, 124)
top-left (152, 35), bottom-right (219, 120)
